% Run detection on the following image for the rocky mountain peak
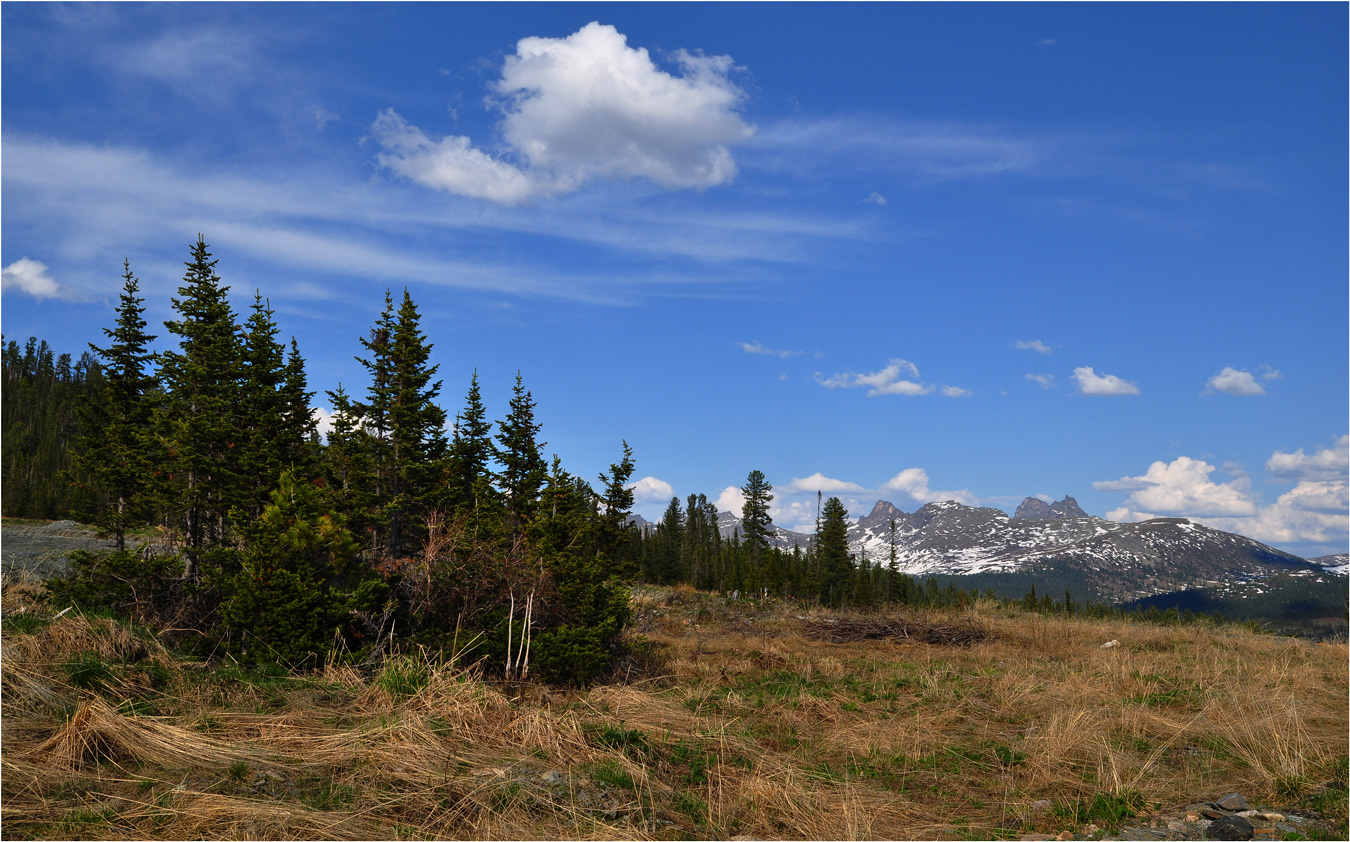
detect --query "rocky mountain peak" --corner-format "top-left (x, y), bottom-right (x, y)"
top-left (857, 499), bottom-right (906, 530)
top-left (1015, 495), bottom-right (1090, 520)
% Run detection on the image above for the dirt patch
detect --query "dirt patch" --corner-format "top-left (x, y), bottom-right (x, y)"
top-left (1, 520), bottom-right (115, 579)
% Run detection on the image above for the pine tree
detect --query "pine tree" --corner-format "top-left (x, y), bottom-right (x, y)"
top-left (446, 370), bottom-right (495, 516)
top-left (157, 237), bottom-right (246, 574)
top-left (78, 262), bottom-right (158, 549)
top-left (385, 289), bottom-right (446, 555)
top-left (238, 293), bottom-right (291, 519)
top-left (322, 384), bottom-right (376, 537)
top-left (740, 469), bottom-right (774, 556)
top-left (281, 337), bottom-right (320, 467)
top-left (654, 496), bottom-right (685, 584)
top-left (817, 496), bottom-right (852, 606)
top-left (495, 372), bottom-right (546, 536)
top-left (353, 291), bottom-right (397, 555)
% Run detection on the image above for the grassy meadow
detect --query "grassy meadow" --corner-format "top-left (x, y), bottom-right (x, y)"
top-left (2, 577), bottom-right (1346, 840)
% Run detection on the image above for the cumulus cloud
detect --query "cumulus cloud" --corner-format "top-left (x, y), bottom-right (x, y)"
top-left (1099, 438), bottom-right (1349, 547)
top-left (738, 340), bottom-right (800, 358)
top-left (882, 468), bottom-right (978, 506)
top-left (941, 385), bottom-right (972, 398)
top-left (864, 191), bottom-right (888, 206)
top-left (1072, 366), bottom-right (1139, 396)
top-left (1015, 339), bottom-right (1052, 354)
top-left (715, 485), bottom-right (746, 516)
top-left (1, 258), bottom-right (82, 301)
top-left (629, 475), bottom-right (676, 504)
top-left (372, 22), bottom-right (754, 204)
top-left (1026, 373), bottom-right (1056, 389)
top-left (1266, 435), bottom-right (1348, 483)
top-left (817, 358), bottom-right (933, 396)
top-left (1095, 456), bottom-right (1257, 518)
top-left (1205, 366), bottom-right (1268, 396)
top-left (312, 406), bottom-right (335, 442)
top-left (784, 473), bottom-right (866, 495)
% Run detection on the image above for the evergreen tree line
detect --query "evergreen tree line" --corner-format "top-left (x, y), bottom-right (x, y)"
top-left (1, 337), bottom-right (104, 519)
top-left (631, 474), bottom-right (995, 611)
top-left (30, 238), bottom-right (636, 683)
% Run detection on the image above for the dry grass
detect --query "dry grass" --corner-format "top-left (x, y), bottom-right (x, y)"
top-left (3, 577), bottom-right (1346, 840)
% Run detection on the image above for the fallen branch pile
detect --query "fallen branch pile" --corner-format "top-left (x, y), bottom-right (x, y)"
top-left (799, 614), bottom-right (990, 646)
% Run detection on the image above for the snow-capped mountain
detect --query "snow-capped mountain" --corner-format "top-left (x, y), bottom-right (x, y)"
top-left (1311, 554), bottom-right (1349, 576)
top-left (710, 495), bottom-right (1323, 601)
top-left (715, 511), bottom-right (814, 551)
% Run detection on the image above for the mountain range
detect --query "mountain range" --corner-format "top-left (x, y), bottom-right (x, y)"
top-left (631, 495), bottom-right (1343, 603)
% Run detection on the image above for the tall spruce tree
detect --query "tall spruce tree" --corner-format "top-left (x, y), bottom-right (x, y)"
top-left (79, 261), bottom-right (158, 549)
top-left (239, 293), bottom-right (291, 519)
top-left (495, 372), bottom-right (546, 536)
top-left (817, 496), bottom-right (853, 606)
top-left (158, 237), bottom-right (246, 575)
top-left (740, 469), bottom-right (774, 554)
top-left (446, 370), bottom-right (494, 515)
top-left (387, 289), bottom-right (446, 555)
top-left (352, 288), bottom-right (445, 557)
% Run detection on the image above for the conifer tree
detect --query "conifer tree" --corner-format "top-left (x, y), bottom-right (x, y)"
top-left (323, 384), bottom-right (377, 545)
top-left (79, 261), bottom-right (158, 549)
top-left (446, 370), bottom-right (495, 516)
top-left (740, 469), bottom-right (774, 558)
top-left (386, 289), bottom-right (446, 554)
top-left (239, 293), bottom-right (290, 519)
top-left (495, 372), bottom-right (546, 536)
top-left (817, 496), bottom-right (853, 606)
top-left (157, 237), bottom-right (246, 574)
top-left (281, 337), bottom-right (319, 464)
top-left (353, 291), bottom-right (397, 554)
top-left (352, 289), bottom-right (445, 557)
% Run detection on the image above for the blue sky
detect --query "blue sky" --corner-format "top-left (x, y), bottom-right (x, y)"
top-left (3, 3), bottom-right (1346, 557)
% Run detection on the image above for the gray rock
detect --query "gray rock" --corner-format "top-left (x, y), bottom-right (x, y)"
top-left (1215, 793), bottom-right (1249, 811)
top-left (1204, 815), bottom-right (1254, 840)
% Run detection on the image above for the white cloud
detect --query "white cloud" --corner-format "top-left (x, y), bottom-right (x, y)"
top-left (715, 485), bottom-right (745, 515)
top-left (629, 475), bottom-right (676, 504)
top-left (738, 340), bottom-right (800, 358)
top-left (312, 406), bottom-right (335, 443)
top-left (1026, 373), bottom-right (1056, 389)
top-left (941, 385), bottom-right (972, 398)
top-left (1072, 366), bottom-right (1139, 396)
top-left (882, 468), bottom-right (978, 506)
top-left (371, 109), bottom-right (540, 205)
top-left (1099, 439), bottom-right (1349, 547)
top-left (1015, 339), bottom-right (1052, 354)
top-left (1205, 366), bottom-right (1267, 396)
top-left (1036, 38), bottom-right (1057, 47)
top-left (1, 258), bottom-right (82, 301)
top-left (1095, 456), bottom-right (1257, 518)
top-left (309, 106), bottom-right (339, 131)
top-left (784, 473), bottom-right (866, 495)
top-left (372, 22), bottom-right (755, 204)
top-left (817, 358), bottom-right (933, 396)
top-left (864, 191), bottom-right (888, 206)
top-left (1266, 435), bottom-right (1348, 483)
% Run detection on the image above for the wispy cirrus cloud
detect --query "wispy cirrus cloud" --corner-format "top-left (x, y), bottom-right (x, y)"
top-left (737, 340), bottom-right (802, 359)
top-left (2, 133), bottom-right (860, 304)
